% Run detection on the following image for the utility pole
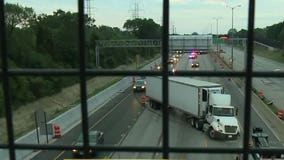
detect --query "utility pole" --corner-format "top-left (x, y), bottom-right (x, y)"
top-left (227, 4), bottom-right (241, 69)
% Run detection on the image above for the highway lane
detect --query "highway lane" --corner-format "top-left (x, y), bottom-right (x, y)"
top-left (221, 44), bottom-right (284, 110)
top-left (201, 52), bottom-right (280, 142)
top-left (205, 51), bottom-right (281, 143)
top-left (32, 87), bottom-right (145, 160)
top-left (32, 52), bottom-right (282, 160)
top-left (110, 53), bottom-right (282, 160)
top-left (167, 53), bottom-right (281, 159)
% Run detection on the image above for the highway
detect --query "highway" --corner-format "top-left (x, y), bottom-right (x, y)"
top-left (221, 44), bottom-right (284, 111)
top-left (32, 89), bottom-right (145, 159)
top-left (32, 52), bottom-right (282, 160)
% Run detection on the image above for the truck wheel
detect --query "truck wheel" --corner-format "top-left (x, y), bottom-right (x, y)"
top-left (149, 100), bottom-right (154, 109)
top-left (195, 120), bottom-right (203, 131)
top-left (208, 127), bottom-right (215, 139)
top-left (190, 118), bottom-right (195, 127)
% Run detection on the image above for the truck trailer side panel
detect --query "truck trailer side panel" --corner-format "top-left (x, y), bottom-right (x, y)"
top-left (169, 79), bottom-right (199, 116)
top-left (146, 76), bottom-right (200, 116)
top-left (146, 76), bottom-right (162, 103)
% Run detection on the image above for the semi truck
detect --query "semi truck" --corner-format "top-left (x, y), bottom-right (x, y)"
top-left (145, 76), bottom-right (240, 139)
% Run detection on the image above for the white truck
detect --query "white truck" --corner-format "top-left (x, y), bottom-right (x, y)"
top-left (146, 76), bottom-right (240, 139)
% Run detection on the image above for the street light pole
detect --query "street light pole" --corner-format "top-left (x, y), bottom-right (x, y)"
top-left (213, 17), bottom-right (221, 54)
top-left (228, 4), bottom-right (241, 70)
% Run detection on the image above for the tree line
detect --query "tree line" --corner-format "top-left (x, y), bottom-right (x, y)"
top-left (233, 21), bottom-right (284, 49)
top-left (0, 3), bottom-right (162, 117)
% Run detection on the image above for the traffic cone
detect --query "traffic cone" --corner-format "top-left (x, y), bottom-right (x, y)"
top-left (277, 109), bottom-right (284, 119)
top-left (140, 95), bottom-right (147, 105)
top-left (53, 124), bottom-right (61, 138)
top-left (258, 90), bottom-right (264, 99)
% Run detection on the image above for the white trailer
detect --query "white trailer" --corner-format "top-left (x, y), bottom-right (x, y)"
top-left (146, 76), bottom-right (240, 139)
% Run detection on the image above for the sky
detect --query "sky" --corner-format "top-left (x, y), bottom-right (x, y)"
top-left (6, 0), bottom-right (284, 34)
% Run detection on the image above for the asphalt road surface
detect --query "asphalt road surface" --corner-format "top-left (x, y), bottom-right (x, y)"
top-left (32, 52), bottom-right (282, 160)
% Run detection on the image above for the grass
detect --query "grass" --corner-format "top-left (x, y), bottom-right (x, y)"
top-left (61, 55), bottom-right (159, 114)
top-left (254, 44), bottom-right (284, 63)
top-left (50, 77), bottom-right (122, 120)
top-left (47, 54), bottom-right (158, 120)
top-left (0, 55), bottom-right (158, 143)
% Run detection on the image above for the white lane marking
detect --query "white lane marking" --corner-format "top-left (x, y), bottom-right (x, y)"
top-left (54, 93), bottom-right (131, 159)
top-left (90, 93), bottom-right (131, 129)
top-left (53, 150), bottom-right (65, 160)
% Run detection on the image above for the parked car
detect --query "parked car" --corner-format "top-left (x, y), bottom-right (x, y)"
top-left (72, 130), bottom-right (104, 158)
top-left (133, 79), bottom-right (147, 92)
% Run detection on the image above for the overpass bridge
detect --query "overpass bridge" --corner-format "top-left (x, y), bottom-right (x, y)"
top-left (169, 34), bottom-right (213, 53)
top-left (94, 35), bottom-right (213, 67)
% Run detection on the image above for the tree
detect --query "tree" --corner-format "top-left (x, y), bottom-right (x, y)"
top-left (32, 10), bottom-right (80, 67)
top-left (266, 22), bottom-right (284, 40)
top-left (278, 26), bottom-right (284, 49)
top-left (123, 18), bottom-right (161, 39)
top-left (236, 29), bottom-right (247, 38)
top-left (192, 32), bottom-right (198, 35)
top-left (5, 3), bottom-right (36, 35)
top-left (0, 3), bottom-right (161, 117)
top-left (227, 28), bottom-right (237, 37)
top-left (254, 28), bottom-right (266, 42)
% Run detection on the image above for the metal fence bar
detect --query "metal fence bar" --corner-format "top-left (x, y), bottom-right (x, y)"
top-left (1, 143), bottom-right (284, 154)
top-left (162, 0), bottom-right (170, 158)
top-left (1, 0), bottom-right (284, 159)
top-left (242, 0), bottom-right (256, 160)
top-left (1, 69), bottom-right (284, 77)
top-left (0, 0), bottom-right (16, 159)
top-left (78, 0), bottom-right (91, 158)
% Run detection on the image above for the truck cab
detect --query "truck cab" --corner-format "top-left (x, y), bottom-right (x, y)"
top-left (204, 93), bottom-right (240, 139)
top-left (206, 104), bottom-right (240, 139)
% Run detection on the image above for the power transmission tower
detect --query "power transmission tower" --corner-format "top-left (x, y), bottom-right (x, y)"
top-left (85, 0), bottom-right (95, 18)
top-left (129, 0), bottom-right (140, 19)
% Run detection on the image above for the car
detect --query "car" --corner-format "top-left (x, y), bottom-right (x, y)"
top-left (191, 61), bottom-right (199, 68)
top-left (153, 63), bottom-right (162, 71)
top-left (72, 130), bottom-right (104, 158)
top-left (168, 58), bottom-right (175, 64)
top-left (133, 79), bottom-right (147, 92)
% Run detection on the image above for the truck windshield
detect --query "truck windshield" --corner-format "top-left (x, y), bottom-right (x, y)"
top-left (212, 107), bottom-right (234, 116)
